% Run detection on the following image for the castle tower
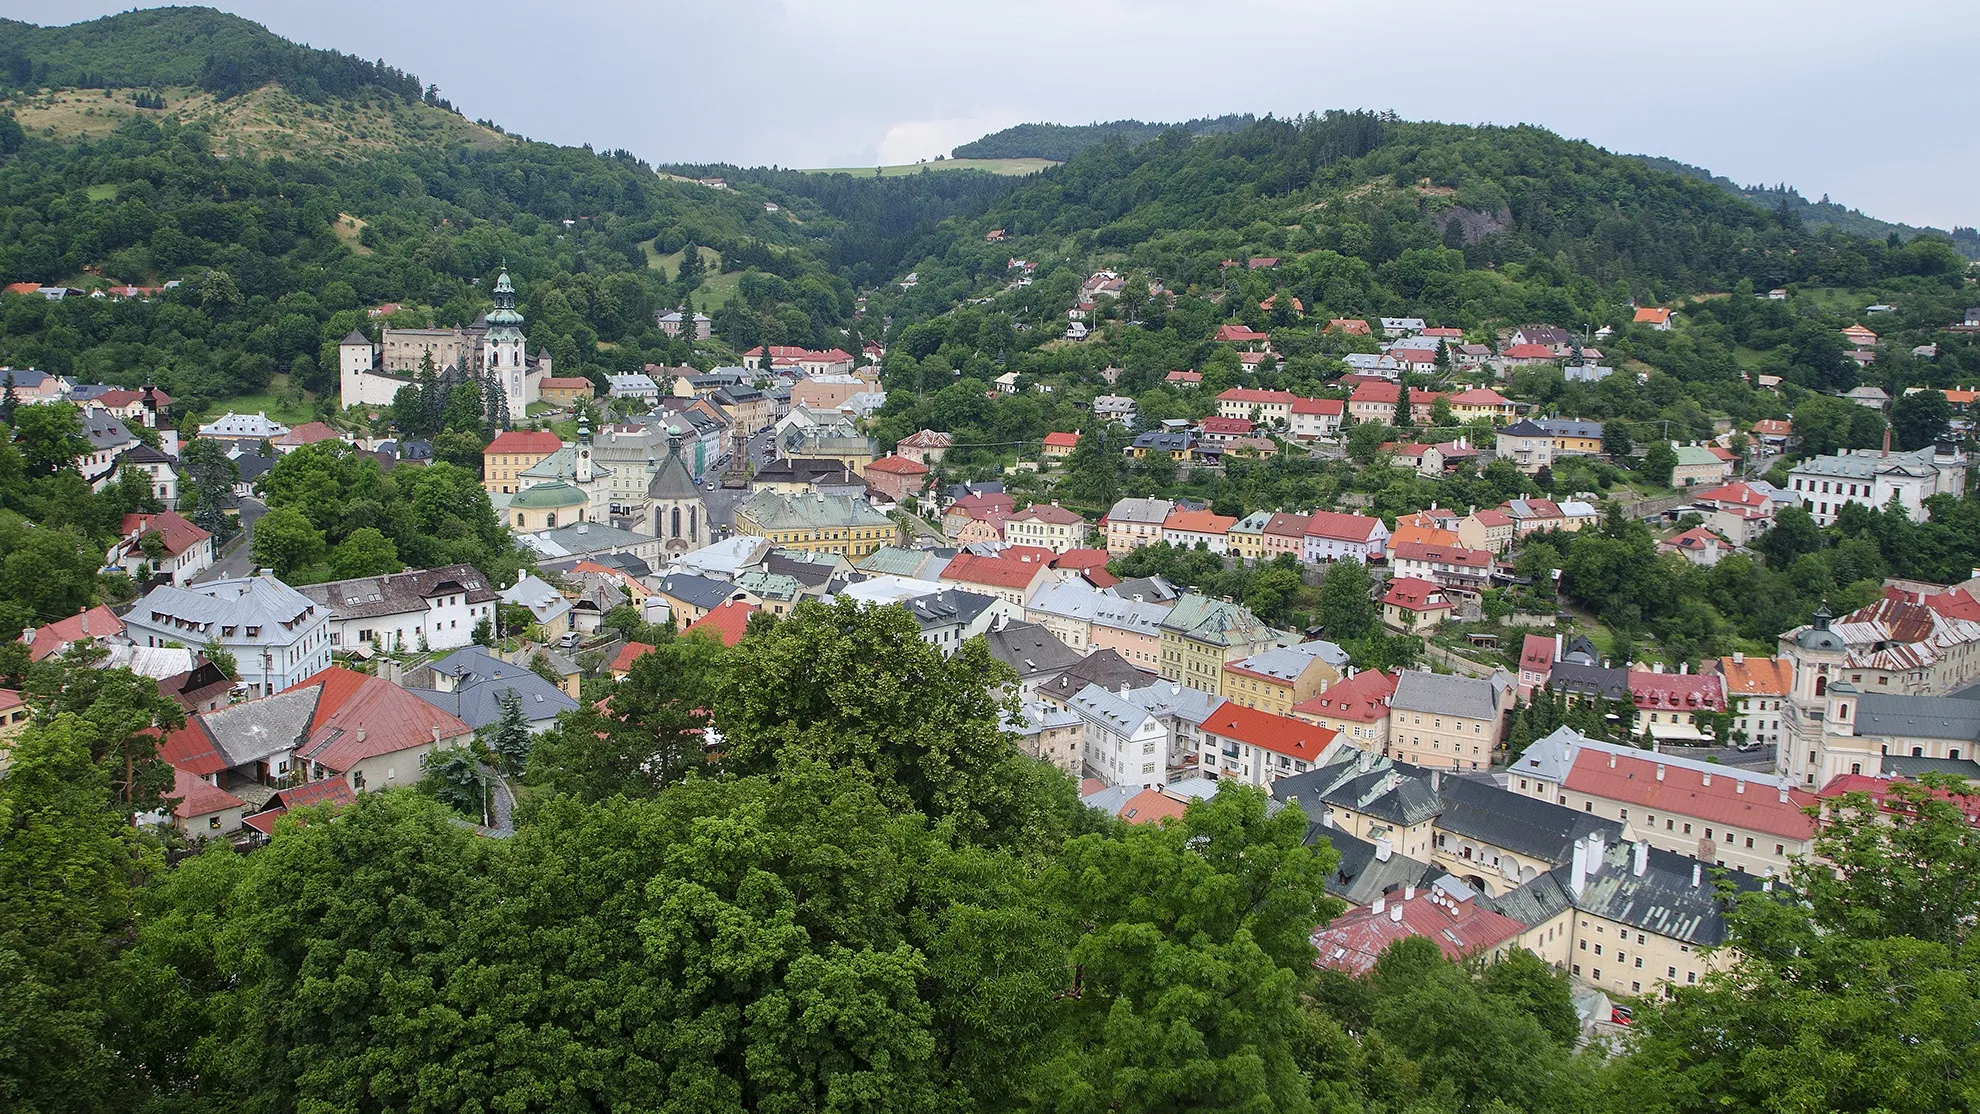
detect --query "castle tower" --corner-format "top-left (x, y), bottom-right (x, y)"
top-left (575, 414), bottom-right (595, 485)
top-left (483, 269), bottom-right (529, 421)
top-left (645, 432), bottom-right (708, 556)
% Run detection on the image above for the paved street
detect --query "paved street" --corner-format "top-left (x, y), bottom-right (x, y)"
top-left (702, 426), bottom-right (777, 534)
top-left (195, 496), bottom-right (266, 584)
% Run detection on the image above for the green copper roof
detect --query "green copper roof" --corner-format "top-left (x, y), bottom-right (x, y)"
top-left (510, 481), bottom-right (587, 509)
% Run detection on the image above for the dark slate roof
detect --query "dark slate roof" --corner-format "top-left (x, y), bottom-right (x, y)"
top-left (1036, 648), bottom-right (1159, 705)
top-left (412, 671), bottom-right (577, 729)
top-left (296, 564), bottom-right (497, 621)
top-left (1499, 419), bottom-right (1550, 437)
top-left (1549, 662), bottom-right (1629, 700)
top-left (764, 552), bottom-right (839, 589)
top-left (1478, 871), bottom-right (1573, 929)
top-left (1305, 825), bottom-right (1439, 907)
top-left (752, 458), bottom-right (862, 486)
top-left (900, 588), bottom-right (995, 631)
top-left (1853, 693), bottom-right (1980, 743)
top-left (1111, 575), bottom-right (1182, 603)
top-left (983, 621), bottom-right (1082, 679)
top-left (117, 442), bottom-right (175, 465)
top-left (1561, 634), bottom-right (1600, 666)
top-left (945, 481), bottom-right (1005, 502)
top-left (1544, 841), bottom-right (1766, 947)
top-left (1437, 776), bottom-right (1626, 864)
top-left (233, 452), bottom-right (275, 483)
top-left (1275, 757), bottom-right (1444, 829)
top-left (645, 440), bottom-right (701, 499)
top-left (1878, 754), bottom-right (1980, 780)
top-left (655, 572), bottom-right (737, 612)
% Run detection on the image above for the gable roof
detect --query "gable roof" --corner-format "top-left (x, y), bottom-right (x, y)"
top-left (943, 552), bottom-right (1050, 591)
top-left (22, 605), bottom-right (127, 661)
top-left (1201, 701), bottom-right (1338, 761)
top-left (1392, 671), bottom-right (1498, 719)
top-left (683, 599), bottom-right (756, 646)
top-left (1304, 510), bottom-right (1384, 542)
top-left (285, 667), bottom-right (472, 773)
top-left (984, 621), bottom-right (1082, 678)
top-left (1293, 669), bottom-right (1398, 723)
top-left (297, 563), bottom-right (495, 620)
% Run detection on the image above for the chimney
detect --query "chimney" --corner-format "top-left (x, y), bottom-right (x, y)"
top-left (1692, 862), bottom-right (1703, 888)
top-left (1372, 897), bottom-right (1386, 915)
top-left (1587, 829), bottom-right (1605, 865)
top-left (1390, 903), bottom-right (1404, 923)
top-left (1431, 769), bottom-right (1441, 793)
top-left (1778, 785), bottom-right (1790, 804)
top-left (1374, 836), bottom-right (1393, 862)
top-left (1321, 810), bottom-right (1334, 828)
top-left (1607, 752), bottom-right (1617, 769)
top-left (1404, 884), bottom-right (1416, 900)
top-left (1882, 424), bottom-right (1892, 458)
top-left (1701, 772), bottom-right (1712, 787)
top-left (1554, 633), bottom-right (1562, 662)
top-left (1736, 779), bottom-right (1746, 795)
top-left (1680, 662), bottom-right (1689, 675)
top-left (356, 728), bottom-right (366, 743)
top-left (1570, 842), bottom-right (1588, 897)
top-left (1653, 662), bottom-right (1664, 674)
top-left (1655, 763), bottom-right (1665, 781)
top-left (432, 725), bottom-right (443, 743)
top-left (1733, 651), bottom-right (1745, 665)
top-left (1118, 683), bottom-right (1130, 698)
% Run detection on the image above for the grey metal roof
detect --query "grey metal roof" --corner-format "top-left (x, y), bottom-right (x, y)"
top-left (1479, 872), bottom-right (1572, 928)
top-left (1437, 775), bottom-right (1625, 864)
top-left (412, 671), bottom-right (577, 729)
top-left (1534, 418), bottom-right (1604, 439)
top-left (655, 573), bottom-right (738, 612)
top-left (132, 575), bottom-right (320, 634)
top-left (196, 686), bottom-right (320, 767)
top-left (1546, 839), bottom-right (1765, 946)
top-left (1304, 825), bottom-right (1439, 906)
top-left (1105, 496), bottom-right (1172, 524)
top-left (1065, 682), bottom-right (1160, 735)
top-left (1109, 575), bottom-right (1181, 604)
top-left (1790, 445), bottom-right (1942, 480)
top-left (1549, 662), bottom-right (1629, 700)
top-left (1853, 693), bottom-right (1980, 742)
top-left (1391, 670), bottom-right (1500, 720)
top-left (1123, 681), bottom-right (1221, 727)
top-left (298, 564), bottom-right (496, 621)
top-left (1878, 754), bottom-right (1980, 780)
top-left (1037, 648), bottom-right (1158, 705)
top-left (984, 621), bottom-right (1082, 679)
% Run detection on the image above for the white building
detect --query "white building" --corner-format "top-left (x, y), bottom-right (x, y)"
top-left (1786, 443), bottom-right (1968, 526)
top-left (295, 564), bottom-right (500, 655)
top-left (198, 411), bottom-right (291, 440)
top-left (106, 511), bottom-right (214, 587)
top-left (1064, 682), bottom-right (1171, 788)
top-left (123, 575), bottom-right (332, 697)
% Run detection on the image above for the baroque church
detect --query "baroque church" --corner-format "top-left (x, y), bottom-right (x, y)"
top-left (339, 269), bottom-right (551, 421)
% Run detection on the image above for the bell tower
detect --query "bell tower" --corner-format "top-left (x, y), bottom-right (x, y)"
top-left (483, 267), bottom-right (528, 421)
top-left (644, 431), bottom-right (708, 556)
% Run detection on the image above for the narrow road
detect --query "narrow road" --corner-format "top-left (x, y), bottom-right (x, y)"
top-left (195, 496), bottom-right (266, 583)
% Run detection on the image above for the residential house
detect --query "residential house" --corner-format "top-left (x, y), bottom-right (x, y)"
top-left (683, 599), bottom-right (757, 647)
top-left (1220, 641), bottom-right (1348, 716)
top-left (864, 454), bottom-right (931, 502)
top-left (1212, 324), bottom-right (1270, 346)
top-left (940, 551), bottom-right (1055, 607)
top-left (1627, 667), bottom-right (1727, 743)
top-left (1503, 497), bottom-right (1568, 538)
top-left (537, 377), bottom-right (595, 406)
top-left (1634, 307), bottom-right (1674, 330)
top-left (1382, 577), bottom-right (1454, 631)
top-left (1389, 542), bottom-right (1494, 595)
top-left (18, 604), bottom-right (126, 663)
top-left (734, 491), bottom-right (899, 559)
top-left (1304, 511), bottom-right (1389, 565)
top-left (500, 574), bottom-right (574, 639)
top-left (1197, 701), bottom-right (1338, 788)
top-left (1510, 325), bottom-right (1572, 351)
top-left (655, 309), bottom-right (713, 340)
top-left (1380, 317), bottom-right (1426, 337)
top-left (1164, 370), bottom-right (1203, 388)
top-left (1102, 496), bottom-right (1173, 554)
top-left (1446, 388), bottom-right (1521, 424)
top-left (1839, 324), bottom-right (1878, 348)
top-left (1064, 683), bottom-right (1172, 788)
top-left (1292, 668), bottom-right (1396, 753)
top-left (985, 620), bottom-right (1083, 700)
top-left (1388, 671), bottom-right (1503, 770)
top-left (198, 411), bottom-right (290, 440)
top-left (1717, 653), bottom-right (1793, 750)
top-left (1670, 444), bottom-right (1737, 487)
top-left (943, 490), bottom-right (1016, 544)
top-left (1197, 415), bottom-right (1255, 444)
top-left (271, 422), bottom-right (344, 455)
top-left (1535, 418), bottom-right (1605, 456)
top-left (1325, 318), bottom-right (1372, 336)
top-left (1216, 387), bottom-right (1298, 425)
top-left (1158, 593), bottom-right (1287, 689)
top-left (296, 564), bottom-right (497, 655)
top-left (1659, 527), bottom-right (1732, 566)
top-left (1036, 647), bottom-right (1158, 709)
top-left (1008, 701), bottom-right (1086, 777)
top-left (1511, 726), bottom-right (1814, 877)
top-left (1519, 634), bottom-right (1556, 698)
top-left (1041, 431), bottom-right (1080, 461)
top-left (78, 408), bottom-right (137, 488)
top-left (1290, 397), bottom-right (1345, 440)
top-left (1348, 381), bottom-right (1442, 425)
top-left (107, 511), bottom-right (213, 587)
top-left (1093, 395), bottom-right (1137, 425)
top-left (1495, 420), bottom-right (1556, 473)
top-left (652, 572), bottom-right (742, 626)
top-left (125, 575), bottom-right (331, 697)
top-left (1087, 593), bottom-right (1173, 673)
top-left (1309, 882), bottom-right (1534, 974)
top-left (893, 429), bottom-right (955, 466)
top-left (1455, 508), bottom-right (1516, 555)
top-left (1004, 503), bottom-right (1087, 553)
top-left (414, 645), bottom-right (579, 733)
top-left (1161, 507), bottom-right (1237, 554)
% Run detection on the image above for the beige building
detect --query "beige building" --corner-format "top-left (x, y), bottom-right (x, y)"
top-left (1292, 669), bottom-right (1395, 754)
top-left (1103, 497), bottom-right (1172, 555)
top-left (1010, 701), bottom-right (1085, 776)
top-left (1387, 671), bottom-right (1503, 771)
top-left (732, 491), bottom-right (899, 560)
top-left (1719, 653), bottom-right (1793, 749)
top-left (1455, 509), bottom-right (1516, 554)
top-left (1219, 642), bottom-right (1347, 717)
top-left (1157, 593), bottom-right (1287, 690)
top-left (483, 429), bottom-right (566, 495)
top-left (1004, 503), bottom-right (1088, 553)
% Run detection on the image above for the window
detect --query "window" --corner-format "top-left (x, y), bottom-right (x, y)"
top-left (1634, 957), bottom-right (1644, 969)
top-left (1578, 939), bottom-right (1587, 951)
top-left (1631, 980), bottom-right (1642, 993)
top-left (1687, 971), bottom-right (1697, 984)
top-left (208, 816), bottom-right (222, 830)
top-left (1593, 944), bottom-right (1602, 956)
top-left (1683, 823), bottom-right (1692, 835)
top-left (1668, 966), bottom-right (1677, 978)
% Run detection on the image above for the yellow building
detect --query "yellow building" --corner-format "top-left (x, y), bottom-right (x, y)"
top-left (1219, 643), bottom-right (1345, 717)
top-left (1387, 671), bottom-right (1503, 771)
top-left (733, 491), bottom-right (899, 560)
top-left (1157, 593), bottom-right (1286, 689)
top-left (482, 429), bottom-right (566, 495)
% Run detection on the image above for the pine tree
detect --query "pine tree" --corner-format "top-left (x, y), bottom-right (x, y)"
top-left (414, 351), bottom-right (442, 436)
top-left (0, 369), bottom-right (15, 426)
top-left (485, 690), bottom-right (532, 776)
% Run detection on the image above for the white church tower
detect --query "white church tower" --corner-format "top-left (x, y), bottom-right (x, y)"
top-left (484, 269), bottom-right (532, 420)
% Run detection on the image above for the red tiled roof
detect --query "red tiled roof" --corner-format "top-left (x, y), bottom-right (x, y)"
top-left (22, 605), bottom-right (126, 662)
top-left (1625, 671), bottom-right (1725, 712)
top-left (1390, 541), bottom-right (1492, 568)
top-left (1202, 701), bottom-right (1338, 761)
top-left (1012, 503), bottom-right (1085, 525)
top-left (1717, 655), bottom-right (1792, 697)
top-left (1042, 431), bottom-right (1081, 448)
top-left (1163, 508), bottom-right (1238, 535)
top-left (1382, 577), bottom-right (1448, 611)
top-left (1521, 634), bottom-right (1556, 673)
top-left (1217, 387), bottom-right (1298, 405)
top-left (948, 491), bottom-right (1016, 519)
top-left (1115, 787), bottom-right (1192, 825)
top-left (1199, 416), bottom-right (1255, 434)
top-left (609, 641), bottom-right (655, 674)
top-left (1326, 319), bottom-right (1372, 335)
top-left (683, 600), bottom-right (756, 647)
top-left (1662, 527), bottom-right (1726, 553)
top-left (242, 779), bottom-right (359, 834)
top-left (866, 455), bottom-right (929, 475)
top-left (1634, 307), bottom-right (1673, 325)
top-left (1051, 547), bottom-right (1112, 571)
top-left (539, 376), bottom-right (593, 390)
top-left (1311, 891), bottom-right (1528, 976)
top-left (1565, 750), bottom-right (1815, 839)
top-left (942, 553), bottom-right (1049, 590)
top-left (171, 768), bottom-right (244, 820)
top-left (1501, 344), bottom-right (1558, 359)
top-left (1213, 324), bottom-right (1269, 343)
top-left (1817, 773), bottom-right (1980, 829)
top-left (1165, 370), bottom-right (1203, 383)
top-left (1447, 388), bottom-right (1513, 406)
top-left (1470, 509), bottom-right (1514, 528)
top-left (284, 667), bottom-right (471, 774)
top-left (1264, 512), bottom-right (1310, 538)
top-left (1248, 257), bottom-right (1279, 269)
top-left (1304, 510), bottom-right (1384, 542)
top-left (1291, 397), bottom-right (1344, 415)
top-left (1690, 482), bottom-right (1769, 508)
top-left (120, 511), bottom-right (211, 557)
top-left (1751, 419), bottom-right (1792, 436)
top-left (273, 421), bottom-right (341, 447)
top-left (898, 429), bottom-right (955, 449)
top-left (1292, 669), bottom-right (1397, 723)
top-left (1420, 327), bottom-right (1463, 338)
top-left (156, 718), bottom-right (228, 777)
top-left (486, 429), bottom-right (565, 455)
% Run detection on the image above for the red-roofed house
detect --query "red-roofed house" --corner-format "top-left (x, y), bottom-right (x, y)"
top-left (1519, 635), bottom-right (1556, 697)
top-left (939, 551), bottom-right (1055, 606)
top-left (1446, 388), bottom-right (1521, 423)
top-left (272, 421), bottom-right (344, 454)
top-left (1216, 387), bottom-right (1298, 424)
top-left (1304, 511), bottom-right (1389, 564)
top-left (1213, 324), bottom-right (1270, 346)
top-left (895, 429), bottom-right (955, 466)
top-left (1005, 503), bottom-right (1088, 553)
top-left (1498, 343), bottom-right (1561, 366)
top-left (1161, 508), bottom-right (1238, 554)
top-left (1689, 482), bottom-right (1781, 545)
top-left (1042, 430), bottom-right (1081, 460)
top-left (538, 376), bottom-right (595, 406)
top-left (241, 778), bottom-right (359, 836)
top-left (1310, 887), bottom-right (1532, 975)
top-left (1382, 577), bottom-right (1454, 631)
top-left (1165, 370), bottom-right (1203, 388)
top-left (1290, 397), bottom-right (1345, 441)
top-left (1051, 547), bottom-right (1117, 589)
top-left (1109, 786), bottom-right (1194, 826)
top-left (1347, 380), bottom-right (1444, 424)
top-left (1626, 669), bottom-right (1726, 743)
top-left (864, 454), bottom-right (931, 501)
top-left (609, 641), bottom-right (656, 680)
top-left (286, 666), bottom-right (475, 790)
top-left (942, 491), bottom-right (1016, 545)
top-left (1717, 653), bottom-right (1794, 749)
top-left (1198, 701), bottom-right (1339, 787)
top-left (1634, 307), bottom-right (1674, 330)
top-left (1389, 541), bottom-right (1494, 594)
top-left (683, 599), bottom-right (757, 647)
top-left (1326, 318), bottom-right (1372, 335)
top-left (1817, 773), bottom-right (1980, 831)
top-left (1456, 508), bottom-right (1516, 554)
top-left (1389, 347), bottom-right (1440, 373)
top-left (1292, 668), bottom-right (1397, 751)
top-left (484, 429), bottom-right (567, 494)
top-left (1750, 418), bottom-right (1793, 445)
top-left (1258, 293), bottom-right (1304, 314)
top-left (1247, 257), bottom-right (1280, 270)
top-left (1197, 416), bottom-right (1255, 444)
top-left (109, 511), bottom-right (215, 586)
top-left (1659, 527), bottom-right (1732, 566)
top-left (19, 605), bottom-right (126, 663)
top-left (170, 766), bottom-right (247, 838)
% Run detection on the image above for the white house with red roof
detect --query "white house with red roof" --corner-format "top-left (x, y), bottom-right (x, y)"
top-left (1382, 577), bottom-right (1454, 631)
top-left (1389, 541), bottom-right (1494, 595)
top-left (1196, 701), bottom-right (1339, 787)
top-left (1659, 527), bottom-right (1732, 566)
top-left (1303, 511), bottom-right (1389, 565)
top-left (939, 550), bottom-right (1055, 607)
top-left (107, 511), bottom-right (214, 586)
top-left (1216, 387), bottom-right (1298, 424)
top-left (19, 604), bottom-right (127, 663)
top-left (1165, 370), bottom-right (1203, 388)
top-left (1292, 668), bottom-right (1396, 751)
top-left (1625, 666), bottom-right (1727, 743)
top-left (1004, 503), bottom-right (1088, 554)
top-left (1633, 307), bottom-right (1674, 331)
top-left (1290, 397), bottom-right (1345, 440)
top-left (1688, 482), bottom-right (1784, 545)
top-left (1161, 507), bottom-right (1238, 554)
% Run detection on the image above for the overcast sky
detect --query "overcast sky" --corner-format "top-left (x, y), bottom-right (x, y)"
top-left (9, 1), bottom-right (1977, 229)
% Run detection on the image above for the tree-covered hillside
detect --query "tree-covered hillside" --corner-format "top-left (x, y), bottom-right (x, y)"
top-left (950, 113), bottom-right (1256, 160)
top-left (0, 6), bottom-right (438, 105)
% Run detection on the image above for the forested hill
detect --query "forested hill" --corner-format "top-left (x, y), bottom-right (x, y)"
top-left (950, 114), bottom-right (1256, 160)
top-left (1633, 153), bottom-right (1980, 257)
top-left (881, 111), bottom-right (1969, 328)
top-left (0, 6), bottom-right (437, 105)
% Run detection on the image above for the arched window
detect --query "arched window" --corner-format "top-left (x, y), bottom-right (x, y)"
top-left (690, 505), bottom-right (698, 540)
top-left (671, 507), bottom-right (682, 538)
top-left (546, 511), bottom-right (557, 528)
top-left (1814, 676), bottom-right (1826, 696)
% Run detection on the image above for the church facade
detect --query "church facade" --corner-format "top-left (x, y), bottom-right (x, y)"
top-left (339, 269), bottom-right (552, 421)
